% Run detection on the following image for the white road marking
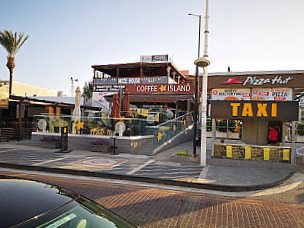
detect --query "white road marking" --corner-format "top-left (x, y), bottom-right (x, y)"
top-left (0, 149), bottom-right (17, 153)
top-left (198, 166), bottom-right (209, 180)
top-left (126, 160), bottom-right (155, 175)
top-left (33, 157), bottom-right (66, 166)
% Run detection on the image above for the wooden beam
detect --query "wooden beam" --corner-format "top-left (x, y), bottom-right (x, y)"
top-left (18, 98), bottom-right (23, 140)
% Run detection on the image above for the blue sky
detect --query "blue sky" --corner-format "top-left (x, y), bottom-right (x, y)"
top-left (0, 0), bottom-right (303, 94)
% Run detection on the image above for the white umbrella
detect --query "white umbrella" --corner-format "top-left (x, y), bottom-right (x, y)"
top-left (72, 86), bottom-right (81, 133)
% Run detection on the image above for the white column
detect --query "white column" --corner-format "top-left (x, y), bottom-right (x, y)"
top-left (200, 66), bottom-right (208, 166)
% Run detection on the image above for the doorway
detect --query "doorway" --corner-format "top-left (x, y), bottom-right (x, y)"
top-left (268, 121), bottom-right (282, 142)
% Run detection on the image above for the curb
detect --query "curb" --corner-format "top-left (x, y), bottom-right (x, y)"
top-left (0, 162), bottom-right (294, 192)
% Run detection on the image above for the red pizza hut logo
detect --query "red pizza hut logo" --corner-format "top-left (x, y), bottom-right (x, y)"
top-left (222, 78), bottom-right (243, 85)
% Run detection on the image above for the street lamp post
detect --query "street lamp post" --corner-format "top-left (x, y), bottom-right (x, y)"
top-left (188, 13), bottom-right (201, 157)
top-left (194, 0), bottom-right (210, 166)
top-left (70, 77), bottom-right (78, 96)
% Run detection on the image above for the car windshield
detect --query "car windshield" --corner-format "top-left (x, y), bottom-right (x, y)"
top-left (17, 197), bottom-right (134, 228)
top-left (37, 205), bottom-right (119, 228)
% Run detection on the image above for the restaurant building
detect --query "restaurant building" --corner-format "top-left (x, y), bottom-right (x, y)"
top-left (206, 70), bottom-right (303, 163)
top-left (91, 55), bottom-right (304, 161)
top-left (91, 59), bottom-right (195, 119)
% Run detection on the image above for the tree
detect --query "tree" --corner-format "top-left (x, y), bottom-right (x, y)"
top-left (82, 81), bottom-right (93, 102)
top-left (0, 30), bottom-right (29, 95)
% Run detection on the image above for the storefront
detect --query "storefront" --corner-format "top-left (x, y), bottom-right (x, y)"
top-left (92, 61), bottom-right (195, 120)
top-left (207, 70), bottom-right (304, 163)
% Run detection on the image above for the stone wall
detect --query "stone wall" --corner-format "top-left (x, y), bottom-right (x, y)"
top-left (214, 143), bottom-right (291, 163)
top-left (26, 133), bottom-right (154, 155)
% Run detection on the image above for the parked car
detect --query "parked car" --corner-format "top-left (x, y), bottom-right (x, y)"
top-left (0, 176), bottom-right (135, 228)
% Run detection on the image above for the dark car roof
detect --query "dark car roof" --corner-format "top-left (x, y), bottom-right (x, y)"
top-left (0, 179), bottom-right (77, 227)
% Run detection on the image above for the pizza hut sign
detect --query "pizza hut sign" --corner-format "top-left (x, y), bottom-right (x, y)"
top-left (222, 76), bottom-right (293, 86)
top-left (243, 76), bottom-right (293, 86)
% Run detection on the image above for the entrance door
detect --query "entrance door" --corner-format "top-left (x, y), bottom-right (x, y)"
top-left (268, 121), bottom-right (282, 142)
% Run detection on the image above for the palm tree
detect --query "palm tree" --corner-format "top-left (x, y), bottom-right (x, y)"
top-left (82, 81), bottom-right (93, 102)
top-left (0, 30), bottom-right (29, 95)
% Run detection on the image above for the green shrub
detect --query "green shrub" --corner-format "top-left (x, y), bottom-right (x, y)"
top-left (297, 123), bottom-right (304, 136)
top-left (174, 152), bottom-right (191, 156)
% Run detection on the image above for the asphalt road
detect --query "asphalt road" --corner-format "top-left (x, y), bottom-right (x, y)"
top-left (1, 170), bottom-right (304, 228)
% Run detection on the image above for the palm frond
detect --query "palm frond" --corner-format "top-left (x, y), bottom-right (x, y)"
top-left (0, 30), bottom-right (29, 57)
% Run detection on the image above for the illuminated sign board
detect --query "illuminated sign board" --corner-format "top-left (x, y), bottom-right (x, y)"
top-left (140, 55), bottom-right (169, 62)
top-left (216, 75), bottom-right (295, 88)
top-left (211, 88), bottom-right (251, 100)
top-left (211, 101), bottom-right (299, 121)
top-left (93, 76), bottom-right (168, 85)
top-left (127, 84), bottom-right (194, 95)
top-left (93, 84), bottom-right (125, 92)
top-left (252, 88), bottom-right (293, 101)
top-left (141, 76), bottom-right (167, 84)
top-left (243, 76), bottom-right (293, 86)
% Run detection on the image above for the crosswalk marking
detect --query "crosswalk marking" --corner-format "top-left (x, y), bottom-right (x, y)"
top-left (126, 160), bottom-right (155, 175)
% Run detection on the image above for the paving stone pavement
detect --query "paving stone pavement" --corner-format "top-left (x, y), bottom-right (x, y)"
top-left (2, 170), bottom-right (304, 228)
top-left (0, 141), bottom-right (295, 191)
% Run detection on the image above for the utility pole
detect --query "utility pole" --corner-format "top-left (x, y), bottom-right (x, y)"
top-left (194, 0), bottom-right (210, 166)
top-left (188, 13), bottom-right (202, 157)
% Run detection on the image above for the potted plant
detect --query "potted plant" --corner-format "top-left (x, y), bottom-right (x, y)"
top-left (89, 139), bottom-right (111, 153)
top-left (40, 136), bottom-right (61, 149)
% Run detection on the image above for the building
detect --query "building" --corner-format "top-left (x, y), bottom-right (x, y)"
top-left (0, 80), bottom-right (58, 97)
top-left (92, 61), bottom-right (195, 118)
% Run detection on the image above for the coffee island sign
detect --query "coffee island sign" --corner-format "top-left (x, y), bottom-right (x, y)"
top-left (93, 83), bottom-right (194, 94)
top-left (127, 83), bottom-right (194, 95)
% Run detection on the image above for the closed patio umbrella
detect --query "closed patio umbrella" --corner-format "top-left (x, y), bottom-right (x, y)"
top-left (110, 93), bottom-right (120, 122)
top-left (73, 86), bottom-right (81, 122)
top-left (122, 88), bottom-right (130, 117)
top-left (72, 86), bottom-right (81, 133)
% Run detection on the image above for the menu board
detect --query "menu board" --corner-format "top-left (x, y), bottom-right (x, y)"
top-left (211, 88), bottom-right (251, 100)
top-left (0, 82), bottom-right (9, 108)
top-left (252, 88), bottom-right (292, 101)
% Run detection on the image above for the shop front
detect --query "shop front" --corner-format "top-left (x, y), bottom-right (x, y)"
top-left (207, 71), bottom-right (303, 163)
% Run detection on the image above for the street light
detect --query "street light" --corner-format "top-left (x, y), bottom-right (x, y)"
top-left (188, 13), bottom-right (201, 157)
top-left (194, 0), bottom-right (210, 166)
top-left (70, 77), bottom-right (79, 96)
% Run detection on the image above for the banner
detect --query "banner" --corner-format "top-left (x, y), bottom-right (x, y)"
top-left (127, 83), bottom-right (194, 95)
top-left (252, 88), bottom-right (293, 101)
top-left (211, 101), bottom-right (299, 121)
top-left (0, 82), bottom-right (9, 108)
top-left (211, 88), bottom-right (251, 100)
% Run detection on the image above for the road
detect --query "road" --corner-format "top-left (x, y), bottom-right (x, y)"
top-left (1, 169), bottom-right (304, 228)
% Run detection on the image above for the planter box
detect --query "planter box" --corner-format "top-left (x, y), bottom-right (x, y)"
top-left (90, 145), bottom-right (111, 153)
top-left (40, 142), bottom-right (61, 149)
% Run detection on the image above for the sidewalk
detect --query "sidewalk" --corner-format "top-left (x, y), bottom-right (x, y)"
top-left (0, 140), bottom-right (295, 192)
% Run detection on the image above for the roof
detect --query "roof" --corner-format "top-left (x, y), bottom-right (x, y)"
top-left (207, 70), bottom-right (304, 77)
top-left (28, 96), bottom-right (84, 106)
top-left (92, 62), bottom-right (187, 81)
top-left (9, 95), bottom-right (106, 110)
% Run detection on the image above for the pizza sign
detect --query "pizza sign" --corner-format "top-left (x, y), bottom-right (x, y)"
top-left (252, 88), bottom-right (292, 101)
